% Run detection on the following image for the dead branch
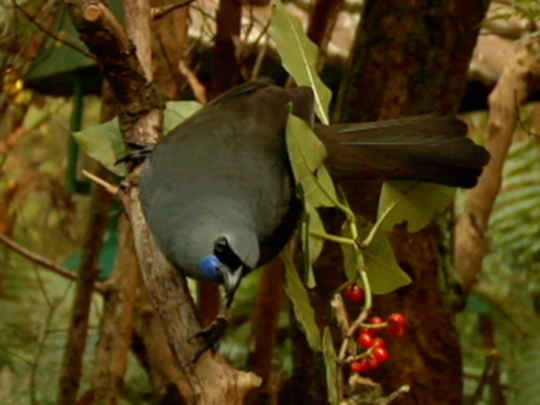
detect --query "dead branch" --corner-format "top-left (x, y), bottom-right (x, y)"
top-left (455, 37), bottom-right (540, 291)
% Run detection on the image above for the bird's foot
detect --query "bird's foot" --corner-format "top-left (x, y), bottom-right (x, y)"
top-left (187, 316), bottom-right (228, 365)
top-left (116, 141), bottom-right (155, 165)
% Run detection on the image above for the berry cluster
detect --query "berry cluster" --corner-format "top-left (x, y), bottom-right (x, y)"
top-left (343, 285), bottom-right (408, 374)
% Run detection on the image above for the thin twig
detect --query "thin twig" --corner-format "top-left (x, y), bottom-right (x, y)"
top-left (0, 232), bottom-right (105, 293)
top-left (82, 169), bottom-right (120, 195)
top-left (0, 232), bottom-right (77, 281)
top-left (12, 1), bottom-right (95, 60)
top-left (179, 60), bottom-right (207, 103)
top-left (251, 39), bottom-right (268, 80)
top-left (152, 0), bottom-right (195, 20)
top-left (377, 385), bottom-right (410, 405)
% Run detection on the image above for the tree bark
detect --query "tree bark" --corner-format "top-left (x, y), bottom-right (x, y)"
top-left (68, 1), bottom-right (261, 403)
top-left (90, 217), bottom-right (138, 405)
top-left (210, 0), bottom-right (242, 98)
top-left (57, 174), bottom-right (114, 405)
top-left (332, 1), bottom-right (491, 404)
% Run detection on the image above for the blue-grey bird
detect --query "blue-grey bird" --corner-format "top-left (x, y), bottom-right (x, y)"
top-left (137, 81), bottom-right (489, 305)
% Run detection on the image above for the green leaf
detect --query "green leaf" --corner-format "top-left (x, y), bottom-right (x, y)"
top-left (316, 165), bottom-right (338, 202)
top-left (73, 118), bottom-right (127, 176)
top-left (74, 100), bottom-right (201, 176)
top-left (286, 114), bottom-right (336, 207)
top-left (25, 7), bottom-right (95, 82)
top-left (302, 202), bottom-right (326, 288)
top-left (378, 181), bottom-right (455, 233)
top-left (163, 100), bottom-right (202, 133)
top-left (270, 0), bottom-right (331, 124)
top-left (358, 223), bottom-right (411, 294)
top-left (282, 250), bottom-right (321, 351)
top-left (322, 327), bottom-right (339, 405)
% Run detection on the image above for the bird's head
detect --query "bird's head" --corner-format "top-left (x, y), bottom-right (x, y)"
top-left (199, 234), bottom-right (257, 306)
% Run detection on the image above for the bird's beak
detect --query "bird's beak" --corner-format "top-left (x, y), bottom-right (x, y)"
top-left (222, 265), bottom-right (243, 308)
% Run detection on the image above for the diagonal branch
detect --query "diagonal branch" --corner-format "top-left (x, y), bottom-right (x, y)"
top-left (0, 231), bottom-right (105, 293)
top-left (455, 37), bottom-right (540, 291)
top-left (68, 1), bottom-right (261, 403)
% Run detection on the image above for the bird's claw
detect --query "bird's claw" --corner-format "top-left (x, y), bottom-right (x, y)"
top-left (185, 317), bottom-right (228, 366)
top-left (116, 141), bottom-right (155, 165)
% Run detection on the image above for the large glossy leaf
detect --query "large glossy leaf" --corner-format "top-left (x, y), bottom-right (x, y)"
top-left (302, 202), bottom-right (326, 288)
top-left (73, 118), bottom-right (127, 176)
top-left (270, 0), bottom-right (331, 124)
top-left (358, 223), bottom-right (411, 294)
top-left (282, 250), bottom-right (321, 351)
top-left (163, 100), bottom-right (202, 133)
top-left (377, 181), bottom-right (455, 233)
top-left (286, 114), bottom-right (337, 207)
top-left (73, 101), bottom-right (202, 176)
top-left (322, 327), bottom-right (338, 405)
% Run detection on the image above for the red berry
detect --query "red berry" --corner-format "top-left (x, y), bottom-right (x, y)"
top-left (388, 324), bottom-right (407, 338)
top-left (372, 337), bottom-right (386, 349)
top-left (387, 313), bottom-right (407, 338)
top-left (344, 285), bottom-right (365, 303)
top-left (365, 355), bottom-right (379, 371)
top-left (388, 313), bottom-right (407, 328)
top-left (373, 347), bottom-right (390, 363)
top-left (368, 316), bottom-right (386, 335)
top-left (357, 332), bottom-right (374, 349)
top-left (350, 359), bottom-right (369, 373)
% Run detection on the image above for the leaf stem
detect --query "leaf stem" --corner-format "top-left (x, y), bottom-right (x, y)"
top-left (309, 231), bottom-right (355, 245)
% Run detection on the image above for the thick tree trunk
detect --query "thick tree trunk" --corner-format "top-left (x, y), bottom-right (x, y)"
top-left (331, 1), bottom-right (491, 404)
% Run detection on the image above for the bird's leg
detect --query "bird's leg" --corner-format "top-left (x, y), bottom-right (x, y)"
top-left (188, 316), bottom-right (228, 364)
top-left (188, 292), bottom-right (232, 364)
top-left (115, 141), bottom-right (155, 165)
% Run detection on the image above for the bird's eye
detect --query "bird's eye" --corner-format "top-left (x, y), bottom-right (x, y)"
top-left (199, 254), bottom-right (224, 283)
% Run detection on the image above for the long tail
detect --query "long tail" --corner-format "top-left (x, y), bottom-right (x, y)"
top-left (314, 115), bottom-right (489, 188)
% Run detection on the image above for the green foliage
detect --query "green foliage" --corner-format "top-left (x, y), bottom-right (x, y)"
top-left (163, 101), bottom-right (202, 133)
top-left (356, 222), bottom-right (412, 294)
top-left (24, 7), bottom-right (95, 82)
top-left (322, 327), bottom-right (339, 405)
top-left (458, 108), bottom-right (540, 405)
top-left (73, 100), bottom-right (202, 177)
top-left (73, 118), bottom-right (128, 176)
top-left (378, 181), bottom-right (455, 233)
top-left (509, 337), bottom-right (540, 404)
top-left (270, 0), bottom-right (331, 124)
top-left (286, 115), bottom-right (336, 208)
top-left (489, 0), bottom-right (540, 25)
top-left (282, 249), bottom-right (321, 351)
top-left (488, 135), bottom-right (540, 270)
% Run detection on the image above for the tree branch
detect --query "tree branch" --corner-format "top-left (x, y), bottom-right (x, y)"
top-left (455, 37), bottom-right (540, 291)
top-left (0, 232), bottom-right (105, 292)
top-left (68, 1), bottom-right (261, 403)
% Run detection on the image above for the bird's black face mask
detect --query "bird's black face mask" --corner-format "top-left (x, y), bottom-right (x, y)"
top-left (199, 236), bottom-right (246, 307)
